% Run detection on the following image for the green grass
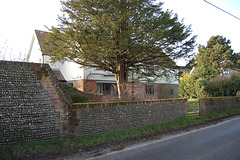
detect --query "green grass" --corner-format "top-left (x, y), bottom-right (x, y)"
top-left (1, 108), bottom-right (240, 160)
top-left (188, 99), bottom-right (199, 118)
top-left (188, 99), bottom-right (199, 110)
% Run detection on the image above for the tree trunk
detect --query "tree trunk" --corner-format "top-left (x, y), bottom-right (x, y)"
top-left (115, 61), bottom-right (129, 101)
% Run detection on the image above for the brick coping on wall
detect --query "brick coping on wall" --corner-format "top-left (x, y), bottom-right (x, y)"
top-left (72, 98), bottom-right (187, 109)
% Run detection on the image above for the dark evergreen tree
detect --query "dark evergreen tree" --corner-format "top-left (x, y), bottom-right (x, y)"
top-left (193, 35), bottom-right (239, 80)
top-left (43, 0), bottom-right (196, 100)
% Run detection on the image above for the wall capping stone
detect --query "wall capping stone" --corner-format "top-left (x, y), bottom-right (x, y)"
top-left (72, 98), bottom-right (187, 109)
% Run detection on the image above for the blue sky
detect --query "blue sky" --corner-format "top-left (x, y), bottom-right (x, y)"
top-left (0, 0), bottom-right (239, 65)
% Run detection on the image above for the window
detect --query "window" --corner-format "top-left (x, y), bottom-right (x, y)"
top-left (145, 84), bottom-right (154, 95)
top-left (97, 83), bottom-right (118, 95)
top-left (170, 89), bottom-right (174, 95)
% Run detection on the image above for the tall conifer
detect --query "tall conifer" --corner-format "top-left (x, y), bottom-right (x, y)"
top-left (193, 35), bottom-right (239, 80)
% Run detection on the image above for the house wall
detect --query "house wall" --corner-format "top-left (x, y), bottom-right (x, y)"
top-left (70, 99), bottom-right (188, 137)
top-left (131, 83), bottom-right (158, 100)
top-left (27, 31), bottom-right (84, 82)
top-left (157, 84), bottom-right (179, 99)
top-left (84, 67), bottom-right (116, 81)
top-left (36, 56), bottom-right (84, 82)
top-left (199, 97), bottom-right (240, 115)
top-left (84, 67), bottom-right (179, 85)
top-left (27, 35), bottom-right (43, 63)
top-left (68, 79), bottom-right (97, 93)
top-left (83, 80), bottom-right (97, 93)
top-left (55, 61), bottom-right (84, 81)
top-left (69, 80), bottom-right (179, 102)
top-left (102, 95), bottom-right (119, 102)
top-left (68, 79), bottom-right (85, 91)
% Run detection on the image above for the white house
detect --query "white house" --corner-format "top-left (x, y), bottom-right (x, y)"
top-left (27, 30), bottom-right (179, 101)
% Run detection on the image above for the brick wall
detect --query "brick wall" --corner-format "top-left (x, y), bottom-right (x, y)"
top-left (157, 84), bottom-right (179, 99)
top-left (68, 80), bottom-right (103, 102)
top-left (133, 83), bottom-right (145, 100)
top-left (69, 80), bottom-right (97, 93)
top-left (69, 80), bottom-right (179, 102)
top-left (67, 83), bottom-right (103, 102)
top-left (69, 80), bottom-right (84, 91)
top-left (102, 95), bottom-right (119, 102)
top-left (84, 80), bottom-right (97, 93)
top-left (70, 99), bottom-right (188, 137)
top-left (38, 75), bottom-right (69, 137)
top-left (32, 63), bottom-right (72, 138)
top-left (0, 61), bottom-right (61, 144)
top-left (199, 97), bottom-right (240, 115)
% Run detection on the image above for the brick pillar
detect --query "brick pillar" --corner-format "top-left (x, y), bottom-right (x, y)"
top-left (39, 76), bottom-right (69, 137)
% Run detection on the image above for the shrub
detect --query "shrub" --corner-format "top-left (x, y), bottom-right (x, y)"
top-left (205, 72), bottom-right (240, 97)
top-left (70, 94), bottom-right (88, 103)
top-left (179, 71), bottom-right (240, 98)
top-left (63, 83), bottom-right (88, 103)
top-left (179, 73), bottom-right (207, 98)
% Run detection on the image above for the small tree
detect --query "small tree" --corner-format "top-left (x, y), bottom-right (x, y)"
top-left (44, 0), bottom-right (196, 100)
top-left (179, 73), bottom-right (208, 98)
top-left (179, 73), bottom-right (193, 98)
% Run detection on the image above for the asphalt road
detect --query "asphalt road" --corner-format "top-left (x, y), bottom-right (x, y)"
top-left (87, 116), bottom-right (240, 160)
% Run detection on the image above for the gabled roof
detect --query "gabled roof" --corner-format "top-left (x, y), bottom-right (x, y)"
top-left (35, 30), bottom-right (48, 43)
top-left (35, 30), bottom-right (49, 53)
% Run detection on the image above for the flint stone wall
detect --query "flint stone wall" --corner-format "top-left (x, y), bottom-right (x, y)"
top-left (71, 99), bottom-right (188, 136)
top-left (0, 61), bottom-right (61, 144)
top-left (199, 97), bottom-right (240, 115)
top-left (0, 60), bottom-right (187, 144)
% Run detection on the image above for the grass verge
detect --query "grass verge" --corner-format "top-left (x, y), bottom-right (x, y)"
top-left (1, 108), bottom-right (240, 160)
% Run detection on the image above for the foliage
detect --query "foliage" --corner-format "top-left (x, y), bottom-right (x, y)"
top-left (63, 83), bottom-right (88, 103)
top-left (194, 78), bottom-right (208, 98)
top-left (2, 108), bottom-right (240, 160)
top-left (179, 73), bottom-right (193, 98)
top-left (193, 35), bottom-right (239, 80)
top-left (205, 72), bottom-right (240, 97)
top-left (180, 35), bottom-right (240, 98)
top-left (179, 71), bottom-right (240, 98)
top-left (69, 94), bottom-right (88, 103)
top-left (43, 0), bottom-right (196, 100)
top-left (179, 73), bottom-right (207, 98)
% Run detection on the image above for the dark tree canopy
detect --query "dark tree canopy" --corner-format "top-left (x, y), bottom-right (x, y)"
top-left (193, 35), bottom-right (240, 80)
top-left (43, 0), bottom-right (197, 100)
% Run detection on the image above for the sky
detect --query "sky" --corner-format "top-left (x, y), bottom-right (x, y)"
top-left (0, 0), bottom-right (239, 65)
